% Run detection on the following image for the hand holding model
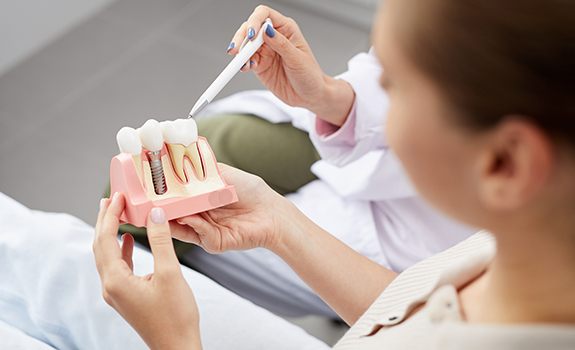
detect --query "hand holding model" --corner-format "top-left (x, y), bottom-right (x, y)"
top-left (94, 193), bottom-right (201, 350)
top-left (170, 163), bottom-right (293, 253)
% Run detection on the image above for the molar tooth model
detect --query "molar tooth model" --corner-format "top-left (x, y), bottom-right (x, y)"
top-left (110, 118), bottom-right (238, 227)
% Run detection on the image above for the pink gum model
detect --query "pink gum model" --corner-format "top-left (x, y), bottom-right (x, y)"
top-left (110, 136), bottom-right (238, 227)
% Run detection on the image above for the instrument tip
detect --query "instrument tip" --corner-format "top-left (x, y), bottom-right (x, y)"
top-left (189, 99), bottom-right (209, 119)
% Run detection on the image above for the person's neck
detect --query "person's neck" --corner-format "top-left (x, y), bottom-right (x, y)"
top-left (461, 220), bottom-right (575, 325)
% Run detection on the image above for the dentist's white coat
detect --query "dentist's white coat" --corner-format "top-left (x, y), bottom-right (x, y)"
top-left (199, 49), bottom-right (476, 272)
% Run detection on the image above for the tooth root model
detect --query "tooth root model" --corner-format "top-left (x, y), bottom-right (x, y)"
top-left (110, 118), bottom-right (238, 227)
top-left (160, 118), bottom-right (205, 182)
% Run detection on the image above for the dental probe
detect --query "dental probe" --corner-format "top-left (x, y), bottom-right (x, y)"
top-left (188, 18), bottom-right (273, 118)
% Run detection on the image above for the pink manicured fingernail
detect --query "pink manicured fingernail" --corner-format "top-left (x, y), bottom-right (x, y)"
top-left (151, 207), bottom-right (166, 224)
top-left (112, 192), bottom-right (120, 202)
top-left (100, 198), bottom-right (106, 210)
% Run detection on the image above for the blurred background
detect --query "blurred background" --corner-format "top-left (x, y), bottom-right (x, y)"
top-left (0, 0), bottom-right (375, 344)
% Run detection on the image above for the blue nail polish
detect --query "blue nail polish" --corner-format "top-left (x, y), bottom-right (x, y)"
top-left (247, 27), bottom-right (256, 40)
top-left (250, 60), bottom-right (255, 66)
top-left (226, 42), bottom-right (235, 52)
top-left (265, 25), bottom-right (275, 38)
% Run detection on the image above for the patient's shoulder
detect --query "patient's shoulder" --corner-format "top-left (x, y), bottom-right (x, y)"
top-left (337, 232), bottom-right (495, 345)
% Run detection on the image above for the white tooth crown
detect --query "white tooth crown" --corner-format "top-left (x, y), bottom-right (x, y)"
top-left (117, 118), bottom-right (225, 201)
top-left (161, 118), bottom-right (198, 146)
top-left (116, 127), bottom-right (142, 155)
top-left (139, 119), bottom-right (164, 152)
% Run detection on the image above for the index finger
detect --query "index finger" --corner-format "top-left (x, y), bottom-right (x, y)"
top-left (229, 5), bottom-right (296, 53)
top-left (94, 197), bottom-right (109, 235)
top-left (93, 193), bottom-right (126, 273)
top-left (246, 5), bottom-right (294, 36)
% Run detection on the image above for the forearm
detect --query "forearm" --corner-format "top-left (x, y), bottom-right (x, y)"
top-left (310, 76), bottom-right (356, 127)
top-left (269, 199), bottom-right (396, 325)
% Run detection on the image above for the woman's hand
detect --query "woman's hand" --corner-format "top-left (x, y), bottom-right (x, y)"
top-left (93, 193), bottom-right (202, 350)
top-left (170, 164), bottom-right (296, 253)
top-left (228, 5), bottom-right (355, 126)
top-left (172, 165), bottom-right (397, 325)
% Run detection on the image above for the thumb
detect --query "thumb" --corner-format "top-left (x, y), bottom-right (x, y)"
top-left (263, 25), bottom-right (299, 61)
top-left (146, 207), bottom-right (180, 273)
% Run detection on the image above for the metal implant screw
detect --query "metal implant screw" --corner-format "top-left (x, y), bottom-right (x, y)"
top-left (147, 151), bottom-right (167, 195)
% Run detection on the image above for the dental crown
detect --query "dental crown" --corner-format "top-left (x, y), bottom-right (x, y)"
top-left (138, 119), bottom-right (164, 152)
top-left (161, 119), bottom-right (198, 146)
top-left (116, 127), bottom-right (142, 155)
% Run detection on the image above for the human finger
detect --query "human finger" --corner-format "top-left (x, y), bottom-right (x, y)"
top-left (262, 25), bottom-right (300, 62)
top-left (240, 59), bottom-right (257, 72)
top-left (244, 5), bottom-right (298, 40)
top-left (228, 21), bottom-right (248, 55)
top-left (94, 193), bottom-right (125, 270)
top-left (250, 51), bottom-right (261, 68)
top-left (176, 214), bottom-right (224, 253)
top-left (95, 198), bottom-right (110, 235)
top-left (146, 207), bottom-right (180, 274)
top-left (121, 233), bottom-right (135, 271)
top-left (170, 221), bottom-right (201, 245)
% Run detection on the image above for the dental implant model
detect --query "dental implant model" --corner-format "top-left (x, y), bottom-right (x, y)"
top-left (110, 118), bottom-right (237, 227)
top-left (139, 119), bottom-right (167, 195)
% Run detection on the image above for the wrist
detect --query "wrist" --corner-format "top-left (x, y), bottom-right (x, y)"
top-left (311, 76), bottom-right (355, 127)
top-left (165, 329), bottom-right (201, 350)
top-left (266, 195), bottom-right (311, 258)
top-left (148, 324), bottom-right (201, 350)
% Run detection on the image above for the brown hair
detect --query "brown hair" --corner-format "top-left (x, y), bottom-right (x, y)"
top-left (400, 1), bottom-right (575, 144)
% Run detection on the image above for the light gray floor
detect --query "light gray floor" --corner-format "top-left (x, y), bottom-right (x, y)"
top-left (0, 0), bottom-right (370, 345)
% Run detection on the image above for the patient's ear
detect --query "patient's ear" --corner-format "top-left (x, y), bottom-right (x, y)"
top-left (476, 116), bottom-right (554, 211)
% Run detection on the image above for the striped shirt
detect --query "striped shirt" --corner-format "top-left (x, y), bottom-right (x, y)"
top-left (334, 232), bottom-right (575, 349)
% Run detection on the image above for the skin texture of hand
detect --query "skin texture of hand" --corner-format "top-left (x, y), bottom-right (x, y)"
top-left (228, 5), bottom-right (355, 126)
top-left (170, 163), bottom-right (289, 253)
top-left (93, 193), bottom-right (202, 350)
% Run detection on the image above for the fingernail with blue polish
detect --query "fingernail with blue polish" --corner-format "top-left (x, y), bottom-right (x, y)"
top-left (250, 60), bottom-right (255, 67)
top-left (265, 25), bottom-right (275, 38)
top-left (226, 42), bottom-right (235, 52)
top-left (247, 27), bottom-right (256, 40)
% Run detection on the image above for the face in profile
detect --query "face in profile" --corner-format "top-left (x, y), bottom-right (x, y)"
top-left (372, 0), bottom-right (488, 228)
top-left (373, 0), bottom-right (575, 236)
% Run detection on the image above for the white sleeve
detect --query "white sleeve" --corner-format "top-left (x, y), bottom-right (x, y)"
top-left (308, 49), bottom-right (417, 200)
top-left (309, 48), bottom-right (389, 166)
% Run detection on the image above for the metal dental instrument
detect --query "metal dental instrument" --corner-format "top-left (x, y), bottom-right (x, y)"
top-left (188, 18), bottom-right (273, 118)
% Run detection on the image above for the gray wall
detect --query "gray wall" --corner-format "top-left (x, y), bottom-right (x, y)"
top-left (0, 0), bottom-right (116, 75)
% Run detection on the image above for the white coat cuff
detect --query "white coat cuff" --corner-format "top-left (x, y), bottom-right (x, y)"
top-left (313, 101), bottom-right (358, 146)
